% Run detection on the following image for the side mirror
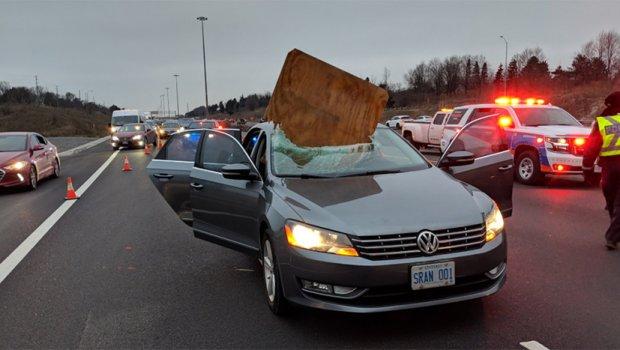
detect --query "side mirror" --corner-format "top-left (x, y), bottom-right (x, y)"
top-left (32, 144), bottom-right (44, 151)
top-left (221, 163), bottom-right (259, 181)
top-left (438, 151), bottom-right (475, 168)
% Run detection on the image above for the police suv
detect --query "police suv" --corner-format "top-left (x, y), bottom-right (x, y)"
top-left (441, 98), bottom-right (599, 185)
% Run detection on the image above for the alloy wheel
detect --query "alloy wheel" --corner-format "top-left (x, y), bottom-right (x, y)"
top-left (519, 157), bottom-right (534, 180)
top-left (263, 240), bottom-right (276, 303)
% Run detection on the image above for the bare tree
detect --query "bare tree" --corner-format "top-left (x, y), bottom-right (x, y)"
top-left (513, 47), bottom-right (546, 72)
top-left (382, 67), bottom-right (391, 86)
top-left (427, 58), bottom-right (445, 94)
top-left (596, 30), bottom-right (620, 78)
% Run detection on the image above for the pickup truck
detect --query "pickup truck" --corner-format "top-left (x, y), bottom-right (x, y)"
top-left (401, 110), bottom-right (451, 149)
top-left (440, 101), bottom-right (601, 185)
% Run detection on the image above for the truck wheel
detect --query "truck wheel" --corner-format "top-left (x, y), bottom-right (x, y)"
top-left (516, 150), bottom-right (544, 185)
top-left (396, 123), bottom-right (401, 129)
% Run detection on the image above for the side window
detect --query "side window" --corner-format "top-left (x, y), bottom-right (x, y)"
top-left (469, 108), bottom-right (496, 122)
top-left (252, 135), bottom-right (268, 179)
top-left (446, 109), bottom-right (468, 125)
top-left (35, 135), bottom-right (47, 144)
top-left (200, 131), bottom-right (249, 172)
top-left (445, 116), bottom-right (506, 158)
top-left (156, 131), bottom-right (202, 161)
top-left (433, 113), bottom-right (446, 125)
top-left (30, 135), bottom-right (40, 146)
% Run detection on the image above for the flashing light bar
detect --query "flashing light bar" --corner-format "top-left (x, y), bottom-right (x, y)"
top-left (495, 96), bottom-right (546, 106)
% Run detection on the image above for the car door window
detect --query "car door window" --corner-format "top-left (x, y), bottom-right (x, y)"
top-left (445, 116), bottom-right (507, 158)
top-left (433, 113), bottom-right (446, 125)
top-left (35, 135), bottom-right (47, 144)
top-left (30, 135), bottom-right (40, 148)
top-left (243, 129), bottom-right (261, 154)
top-left (446, 108), bottom-right (468, 125)
top-left (251, 134), bottom-right (267, 179)
top-left (156, 131), bottom-right (202, 161)
top-left (200, 131), bottom-right (250, 172)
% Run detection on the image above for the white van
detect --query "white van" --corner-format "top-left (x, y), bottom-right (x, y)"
top-left (110, 109), bottom-right (143, 133)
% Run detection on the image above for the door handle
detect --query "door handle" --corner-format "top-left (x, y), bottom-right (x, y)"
top-left (190, 182), bottom-right (203, 190)
top-left (498, 165), bottom-right (513, 172)
top-left (153, 173), bottom-right (173, 179)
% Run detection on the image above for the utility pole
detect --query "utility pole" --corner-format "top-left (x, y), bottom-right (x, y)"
top-left (173, 74), bottom-right (180, 117)
top-left (197, 16), bottom-right (209, 117)
top-left (165, 87), bottom-right (170, 118)
top-left (34, 75), bottom-right (39, 103)
top-left (187, 102), bottom-right (189, 114)
top-left (78, 89), bottom-right (81, 100)
top-left (160, 94), bottom-right (165, 117)
top-left (500, 35), bottom-right (508, 96)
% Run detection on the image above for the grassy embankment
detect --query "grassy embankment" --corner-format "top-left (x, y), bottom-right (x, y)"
top-left (0, 104), bottom-right (109, 137)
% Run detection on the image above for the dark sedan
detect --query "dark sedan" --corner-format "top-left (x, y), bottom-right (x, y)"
top-left (148, 116), bottom-right (513, 314)
top-left (157, 120), bottom-right (184, 139)
top-left (0, 132), bottom-right (60, 190)
top-left (111, 123), bottom-right (157, 150)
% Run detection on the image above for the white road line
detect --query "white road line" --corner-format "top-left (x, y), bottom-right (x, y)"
top-left (0, 150), bottom-right (120, 285)
top-left (520, 340), bottom-right (550, 350)
top-left (58, 136), bottom-right (109, 158)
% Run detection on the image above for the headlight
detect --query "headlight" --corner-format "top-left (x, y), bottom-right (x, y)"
top-left (112, 136), bottom-right (119, 141)
top-left (284, 221), bottom-right (358, 257)
top-left (485, 203), bottom-right (504, 242)
top-left (110, 126), bottom-right (117, 133)
top-left (545, 137), bottom-right (569, 153)
top-left (132, 134), bottom-right (143, 141)
top-left (179, 127), bottom-right (185, 132)
top-left (5, 160), bottom-right (27, 171)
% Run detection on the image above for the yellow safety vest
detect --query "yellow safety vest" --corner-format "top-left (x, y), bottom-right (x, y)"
top-left (597, 115), bottom-right (620, 157)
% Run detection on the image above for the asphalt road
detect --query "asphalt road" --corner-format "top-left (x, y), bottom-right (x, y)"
top-left (0, 144), bottom-right (619, 349)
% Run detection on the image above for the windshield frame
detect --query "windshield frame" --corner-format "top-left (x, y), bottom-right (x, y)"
top-left (0, 135), bottom-right (28, 152)
top-left (268, 126), bottom-right (431, 179)
top-left (512, 107), bottom-right (582, 127)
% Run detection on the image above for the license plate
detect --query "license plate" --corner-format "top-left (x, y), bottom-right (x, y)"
top-left (411, 261), bottom-right (455, 290)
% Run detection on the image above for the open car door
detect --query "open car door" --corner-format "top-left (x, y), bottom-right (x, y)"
top-left (438, 115), bottom-right (514, 217)
top-left (146, 130), bottom-right (204, 226)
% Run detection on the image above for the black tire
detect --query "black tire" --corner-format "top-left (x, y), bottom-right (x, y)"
top-left (113, 146), bottom-right (119, 151)
top-left (515, 150), bottom-right (545, 185)
top-left (261, 234), bottom-right (290, 316)
top-left (396, 123), bottom-right (401, 129)
top-left (51, 158), bottom-right (60, 178)
top-left (27, 166), bottom-right (37, 191)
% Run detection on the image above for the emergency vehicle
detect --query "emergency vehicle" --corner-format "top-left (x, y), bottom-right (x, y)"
top-left (442, 97), bottom-right (600, 185)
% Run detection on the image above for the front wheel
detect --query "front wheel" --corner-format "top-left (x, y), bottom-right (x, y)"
top-left (27, 166), bottom-right (37, 191)
top-left (516, 150), bottom-right (544, 185)
top-left (262, 235), bottom-right (289, 315)
top-left (51, 158), bottom-right (60, 178)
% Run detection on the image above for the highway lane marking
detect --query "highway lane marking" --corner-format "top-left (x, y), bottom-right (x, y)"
top-left (58, 136), bottom-right (109, 158)
top-left (0, 150), bottom-right (120, 285)
top-left (520, 340), bottom-right (550, 350)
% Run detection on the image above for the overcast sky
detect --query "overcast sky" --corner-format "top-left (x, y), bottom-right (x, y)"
top-left (1, 1), bottom-right (619, 113)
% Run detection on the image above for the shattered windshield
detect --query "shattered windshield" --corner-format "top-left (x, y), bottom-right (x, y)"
top-left (271, 127), bottom-right (429, 178)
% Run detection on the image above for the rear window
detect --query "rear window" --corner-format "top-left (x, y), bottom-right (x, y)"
top-left (446, 109), bottom-right (468, 125)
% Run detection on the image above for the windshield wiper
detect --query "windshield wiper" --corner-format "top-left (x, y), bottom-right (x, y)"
top-left (339, 169), bottom-right (402, 178)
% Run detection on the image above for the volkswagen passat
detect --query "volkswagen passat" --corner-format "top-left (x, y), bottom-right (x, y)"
top-left (147, 115), bottom-right (513, 314)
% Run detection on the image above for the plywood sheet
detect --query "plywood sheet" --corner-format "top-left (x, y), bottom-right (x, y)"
top-left (265, 49), bottom-right (388, 147)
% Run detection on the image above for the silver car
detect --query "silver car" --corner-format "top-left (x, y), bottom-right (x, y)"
top-left (147, 116), bottom-right (513, 314)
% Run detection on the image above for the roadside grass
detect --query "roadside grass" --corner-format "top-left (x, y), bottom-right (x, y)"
top-left (0, 104), bottom-right (109, 137)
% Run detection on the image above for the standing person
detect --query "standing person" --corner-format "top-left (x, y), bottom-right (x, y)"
top-left (583, 91), bottom-right (620, 250)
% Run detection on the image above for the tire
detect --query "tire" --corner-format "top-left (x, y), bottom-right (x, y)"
top-left (113, 146), bottom-right (119, 151)
top-left (515, 150), bottom-right (545, 185)
top-left (261, 235), bottom-right (290, 316)
top-left (51, 158), bottom-right (60, 178)
top-left (396, 123), bottom-right (401, 129)
top-left (27, 166), bottom-right (37, 191)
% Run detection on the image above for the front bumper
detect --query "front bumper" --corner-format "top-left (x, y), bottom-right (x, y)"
top-left (0, 168), bottom-right (29, 188)
top-left (278, 231), bottom-right (507, 313)
top-left (542, 150), bottom-right (602, 175)
top-left (111, 139), bottom-right (145, 148)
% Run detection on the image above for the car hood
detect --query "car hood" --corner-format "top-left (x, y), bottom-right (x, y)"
top-left (519, 125), bottom-right (591, 137)
top-left (273, 167), bottom-right (486, 236)
top-left (115, 131), bottom-right (143, 138)
top-left (0, 151), bottom-right (28, 166)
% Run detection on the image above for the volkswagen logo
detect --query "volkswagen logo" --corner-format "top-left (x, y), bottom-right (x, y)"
top-left (417, 231), bottom-right (439, 255)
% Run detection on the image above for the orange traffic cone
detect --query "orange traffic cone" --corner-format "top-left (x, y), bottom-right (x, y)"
top-left (144, 143), bottom-right (151, 155)
top-left (122, 155), bottom-right (133, 172)
top-left (65, 177), bottom-right (79, 200)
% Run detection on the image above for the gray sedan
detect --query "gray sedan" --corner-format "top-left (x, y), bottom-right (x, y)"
top-left (147, 116), bottom-right (513, 314)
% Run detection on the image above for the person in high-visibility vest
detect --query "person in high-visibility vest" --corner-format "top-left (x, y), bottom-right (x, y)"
top-left (584, 91), bottom-right (620, 250)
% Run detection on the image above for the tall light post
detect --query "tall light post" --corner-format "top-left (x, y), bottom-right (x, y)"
top-left (173, 74), bottom-right (180, 117)
top-left (160, 94), bottom-right (165, 117)
top-left (197, 16), bottom-right (209, 117)
top-left (165, 87), bottom-right (171, 118)
top-left (499, 35), bottom-right (508, 96)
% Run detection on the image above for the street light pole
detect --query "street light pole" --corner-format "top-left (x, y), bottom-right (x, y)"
top-left (173, 74), bottom-right (180, 117)
top-left (197, 16), bottom-right (209, 117)
top-left (160, 94), bottom-right (165, 117)
top-left (165, 87), bottom-right (170, 118)
top-left (500, 35), bottom-right (508, 96)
